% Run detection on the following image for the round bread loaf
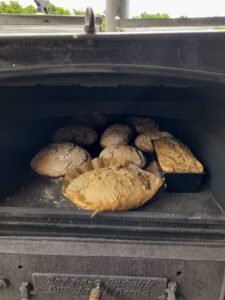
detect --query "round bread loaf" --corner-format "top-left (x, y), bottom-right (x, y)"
top-left (63, 165), bottom-right (163, 212)
top-left (126, 116), bottom-right (159, 133)
top-left (100, 124), bottom-right (133, 148)
top-left (135, 133), bottom-right (154, 153)
top-left (160, 131), bottom-right (174, 139)
top-left (53, 124), bottom-right (98, 146)
top-left (73, 113), bottom-right (107, 128)
top-left (99, 145), bottom-right (146, 168)
top-left (145, 161), bottom-right (164, 178)
top-left (135, 131), bottom-right (173, 152)
top-left (31, 143), bottom-right (91, 177)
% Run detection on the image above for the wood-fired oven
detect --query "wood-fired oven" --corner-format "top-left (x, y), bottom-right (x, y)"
top-left (0, 18), bottom-right (224, 300)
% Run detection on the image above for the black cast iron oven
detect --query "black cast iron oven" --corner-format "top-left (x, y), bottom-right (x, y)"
top-left (0, 27), bottom-right (225, 300)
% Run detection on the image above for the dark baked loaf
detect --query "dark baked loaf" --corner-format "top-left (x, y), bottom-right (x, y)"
top-left (53, 124), bottom-right (98, 146)
top-left (73, 113), bottom-right (107, 128)
top-left (126, 116), bottom-right (159, 133)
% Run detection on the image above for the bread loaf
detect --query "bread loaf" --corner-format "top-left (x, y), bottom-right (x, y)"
top-left (100, 124), bottom-right (133, 148)
top-left (135, 133), bottom-right (154, 152)
top-left (126, 116), bottom-right (159, 133)
top-left (31, 143), bottom-right (91, 177)
top-left (53, 124), bottom-right (98, 146)
top-left (145, 161), bottom-right (164, 178)
top-left (100, 145), bottom-right (146, 168)
top-left (135, 131), bottom-right (173, 152)
top-left (73, 113), bottom-right (107, 128)
top-left (63, 165), bottom-right (164, 212)
top-left (153, 138), bottom-right (204, 173)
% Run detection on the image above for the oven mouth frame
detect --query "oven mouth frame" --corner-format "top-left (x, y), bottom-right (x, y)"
top-left (1, 30), bottom-right (225, 87)
top-left (1, 64), bottom-right (225, 87)
top-left (0, 203), bottom-right (224, 242)
top-left (0, 82), bottom-right (224, 242)
top-left (0, 31), bottom-right (225, 243)
top-left (0, 110), bottom-right (224, 243)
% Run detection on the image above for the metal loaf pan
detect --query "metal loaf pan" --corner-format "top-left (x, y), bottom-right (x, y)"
top-left (164, 172), bottom-right (204, 193)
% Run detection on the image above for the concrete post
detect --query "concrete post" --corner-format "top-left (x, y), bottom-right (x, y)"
top-left (105, 0), bottom-right (130, 32)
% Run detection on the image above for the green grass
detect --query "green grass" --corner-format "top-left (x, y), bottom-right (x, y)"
top-left (214, 26), bottom-right (225, 30)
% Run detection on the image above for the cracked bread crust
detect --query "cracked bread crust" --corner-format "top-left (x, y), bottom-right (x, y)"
top-left (53, 124), bottom-right (98, 146)
top-left (154, 138), bottom-right (204, 173)
top-left (31, 143), bottom-right (91, 177)
top-left (135, 133), bottom-right (154, 152)
top-left (72, 113), bottom-right (107, 128)
top-left (126, 116), bottom-right (159, 133)
top-left (63, 165), bottom-right (162, 212)
top-left (100, 124), bottom-right (133, 148)
top-left (99, 145), bottom-right (146, 168)
top-left (135, 131), bottom-right (173, 152)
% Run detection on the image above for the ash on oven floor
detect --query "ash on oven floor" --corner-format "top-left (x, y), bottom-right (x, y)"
top-left (0, 170), bottom-right (224, 221)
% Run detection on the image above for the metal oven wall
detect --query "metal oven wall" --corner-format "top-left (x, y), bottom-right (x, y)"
top-left (0, 237), bottom-right (224, 300)
top-left (0, 85), bottom-right (224, 209)
top-left (0, 85), bottom-right (224, 300)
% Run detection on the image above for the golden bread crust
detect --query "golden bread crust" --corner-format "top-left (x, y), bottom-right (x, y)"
top-left (63, 165), bottom-right (163, 211)
top-left (154, 138), bottom-right (204, 173)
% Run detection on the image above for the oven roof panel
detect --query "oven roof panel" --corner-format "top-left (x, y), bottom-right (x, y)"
top-left (1, 31), bottom-right (225, 86)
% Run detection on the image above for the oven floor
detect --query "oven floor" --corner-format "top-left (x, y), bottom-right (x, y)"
top-left (0, 170), bottom-right (224, 221)
top-left (0, 170), bottom-right (224, 240)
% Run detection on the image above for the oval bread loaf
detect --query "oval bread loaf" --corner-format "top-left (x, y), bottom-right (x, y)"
top-left (63, 165), bottom-right (164, 212)
top-left (73, 113), bottom-right (107, 128)
top-left (100, 124), bottom-right (133, 148)
top-left (99, 145), bottom-right (146, 168)
top-left (135, 131), bottom-right (173, 152)
top-left (135, 133), bottom-right (154, 153)
top-left (53, 124), bottom-right (98, 146)
top-left (126, 116), bottom-right (159, 133)
top-left (31, 143), bottom-right (91, 177)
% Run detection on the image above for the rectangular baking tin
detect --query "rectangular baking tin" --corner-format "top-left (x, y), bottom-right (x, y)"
top-left (164, 172), bottom-right (204, 193)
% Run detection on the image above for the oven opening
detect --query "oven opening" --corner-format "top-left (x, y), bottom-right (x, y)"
top-left (0, 84), bottom-right (224, 239)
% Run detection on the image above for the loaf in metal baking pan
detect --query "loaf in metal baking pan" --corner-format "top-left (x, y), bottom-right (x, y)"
top-left (154, 138), bottom-right (204, 173)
